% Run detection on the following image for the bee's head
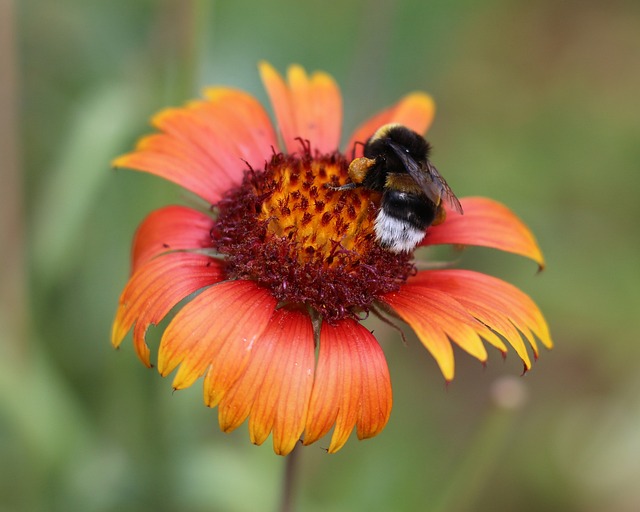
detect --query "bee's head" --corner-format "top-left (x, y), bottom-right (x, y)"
top-left (365, 123), bottom-right (430, 173)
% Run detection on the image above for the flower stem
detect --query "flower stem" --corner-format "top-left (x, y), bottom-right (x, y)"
top-left (431, 399), bottom-right (521, 512)
top-left (0, 0), bottom-right (26, 358)
top-left (280, 444), bottom-right (301, 512)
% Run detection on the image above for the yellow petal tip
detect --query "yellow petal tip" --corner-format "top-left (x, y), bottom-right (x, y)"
top-left (201, 86), bottom-right (230, 102)
top-left (150, 108), bottom-right (181, 129)
top-left (111, 319), bottom-right (127, 348)
top-left (258, 60), bottom-right (278, 79)
top-left (404, 91), bottom-right (435, 110)
top-left (111, 154), bottom-right (131, 169)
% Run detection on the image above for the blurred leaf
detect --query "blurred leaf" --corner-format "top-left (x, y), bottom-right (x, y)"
top-left (30, 83), bottom-right (146, 286)
top-left (0, 339), bottom-right (93, 469)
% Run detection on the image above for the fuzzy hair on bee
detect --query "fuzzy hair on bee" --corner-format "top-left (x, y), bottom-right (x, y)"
top-left (334, 123), bottom-right (463, 253)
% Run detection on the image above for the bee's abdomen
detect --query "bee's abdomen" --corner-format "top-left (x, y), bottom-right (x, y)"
top-left (374, 190), bottom-right (437, 253)
top-left (381, 190), bottom-right (436, 229)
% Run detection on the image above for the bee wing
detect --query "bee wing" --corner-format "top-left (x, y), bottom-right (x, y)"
top-left (388, 141), bottom-right (463, 214)
top-left (424, 160), bottom-right (464, 214)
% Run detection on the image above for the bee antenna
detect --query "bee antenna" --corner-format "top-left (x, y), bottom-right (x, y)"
top-left (351, 140), bottom-right (365, 160)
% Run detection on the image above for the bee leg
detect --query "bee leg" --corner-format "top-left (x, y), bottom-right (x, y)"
top-left (326, 182), bottom-right (360, 191)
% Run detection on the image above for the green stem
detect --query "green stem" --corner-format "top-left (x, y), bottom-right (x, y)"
top-left (176, 0), bottom-right (212, 100)
top-left (280, 444), bottom-right (301, 512)
top-left (431, 406), bottom-right (517, 512)
top-left (0, 0), bottom-right (25, 358)
top-left (148, 0), bottom-right (212, 102)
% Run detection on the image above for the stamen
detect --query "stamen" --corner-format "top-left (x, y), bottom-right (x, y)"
top-left (213, 149), bottom-right (415, 323)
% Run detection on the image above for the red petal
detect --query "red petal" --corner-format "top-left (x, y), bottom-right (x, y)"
top-left (217, 309), bottom-right (315, 456)
top-left (131, 205), bottom-right (215, 273)
top-left (113, 89), bottom-right (278, 204)
top-left (158, 280), bottom-right (277, 393)
top-left (382, 286), bottom-right (492, 381)
top-left (112, 253), bottom-right (224, 367)
top-left (412, 270), bottom-right (552, 363)
top-left (346, 92), bottom-right (435, 157)
top-left (303, 319), bottom-right (392, 453)
top-left (248, 310), bottom-right (315, 455)
top-left (423, 197), bottom-right (545, 270)
top-left (259, 62), bottom-right (342, 154)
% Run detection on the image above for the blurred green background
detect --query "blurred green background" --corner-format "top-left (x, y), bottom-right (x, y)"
top-left (3, 0), bottom-right (640, 510)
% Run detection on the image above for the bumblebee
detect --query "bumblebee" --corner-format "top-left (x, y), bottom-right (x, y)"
top-left (334, 123), bottom-right (463, 253)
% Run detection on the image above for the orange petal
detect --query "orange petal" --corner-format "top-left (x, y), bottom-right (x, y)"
top-left (346, 92), bottom-right (435, 157)
top-left (158, 280), bottom-right (277, 394)
top-left (216, 309), bottom-right (315, 456)
top-left (423, 197), bottom-right (545, 270)
top-left (113, 88), bottom-right (278, 204)
top-left (411, 270), bottom-right (552, 362)
top-left (201, 87), bottom-right (279, 170)
top-left (382, 286), bottom-right (492, 381)
top-left (354, 323), bottom-right (393, 443)
top-left (259, 61), bottom-right (342, 154)
top-left (131, 206), bottom-right (215, 273)
top-left (112, 253), bottom-right (224, 367)
top-left (303, 319), bottom-right (392, 453)
top-left (114, 133), bottom-right (221, 203)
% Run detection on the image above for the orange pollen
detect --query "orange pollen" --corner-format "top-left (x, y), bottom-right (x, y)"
top-left (258, 153), bottom-right (381, 266)
top-left (212, 146), bottom-right (415, 323)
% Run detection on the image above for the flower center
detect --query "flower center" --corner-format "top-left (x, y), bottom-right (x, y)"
top-left (213, 147), bottom-right (415, 323)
